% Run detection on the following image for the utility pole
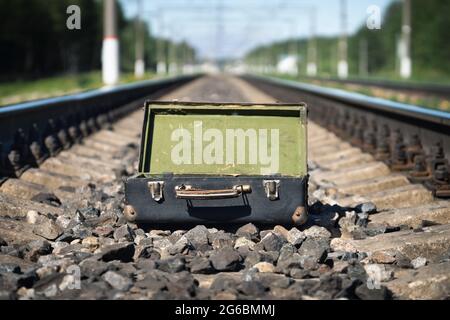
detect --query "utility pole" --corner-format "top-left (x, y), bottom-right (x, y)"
top-left (338, 0), bottom-right (348, 79)
top-left (359, 38), bottom-right (368, 77)
top-left (156, 15), bottom-right (167, 75)
top-left (215, 0), bottom-right (224, 70)
top-left (285, 21), bottom-right (299, 76)
top-left (307, 7), bottom-right (318, 76)
top-left (181, 40), bottom-right (189, 74)
top-left (294, 22), bottom-right (300, 76)
top-left (167, 27), bottom-right (177, 75)
top-left (102, 0), bottom-right (120, 85)
top-left (134, 0), bottom-right (145, 78)
top-left (180, 42), bottom-right (185, 75)
top-left (400, 0), bottom-right (412, 79)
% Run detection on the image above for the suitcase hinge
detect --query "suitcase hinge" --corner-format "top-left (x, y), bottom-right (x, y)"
top-left (263, 180), bottom-right (280, 201)
top-left (148, 181), bottom-right (165, 202)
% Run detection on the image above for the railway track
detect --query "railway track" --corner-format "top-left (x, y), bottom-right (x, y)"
top-left (297, 75), bottom-right (450, 99)
top-left (244, 74), bottom-right (450, 197)
top-left (0, 75), bottom-right (448, 300)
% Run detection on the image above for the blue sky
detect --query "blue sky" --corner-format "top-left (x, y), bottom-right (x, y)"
top-left (119, 0), bottom-right (394, 59)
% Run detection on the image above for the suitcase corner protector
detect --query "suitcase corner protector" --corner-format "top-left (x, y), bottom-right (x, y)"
top-left (292, 206), bottom-right (308, 226)
top-left (123, 205), bottom-right (137, 222)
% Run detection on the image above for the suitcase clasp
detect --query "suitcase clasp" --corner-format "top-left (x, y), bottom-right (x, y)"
top-left (148, 181), bottom-right (165, 202)
top-left (263, 180), bottom-right (280, 201)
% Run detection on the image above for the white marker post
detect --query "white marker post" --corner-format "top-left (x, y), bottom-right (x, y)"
top-left (156, 14), bottom-right (167, 75)
top-left (338, 0), bottom-right (348, 79)
top-left (102, 0), bottom-right (120, 86)
top-left (134, 0), bottom-right (145, 78)
top-left (307, 7), bottom-right (318, 77)
top-left (400, 0), bottom-right (412, 79)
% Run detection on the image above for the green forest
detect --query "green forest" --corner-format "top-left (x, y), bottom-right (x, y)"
top-left (0, 0), bottom-right (196, 82)
top-left (245, 0), bottom-right (450, 82)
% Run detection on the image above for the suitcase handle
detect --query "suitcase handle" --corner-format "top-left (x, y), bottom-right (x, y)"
top-left (175, 184), bottom-right (252, 200)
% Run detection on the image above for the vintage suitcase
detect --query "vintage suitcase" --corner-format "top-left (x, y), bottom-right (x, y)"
top-left (124, 101), bottom-right (308, 226)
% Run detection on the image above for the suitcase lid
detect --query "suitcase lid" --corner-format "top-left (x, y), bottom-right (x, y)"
top-left (138, 101), bottom-right (307, 177)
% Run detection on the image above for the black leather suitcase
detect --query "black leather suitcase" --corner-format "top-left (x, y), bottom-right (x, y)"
top-left (124, 101), bottom-right (308, 226)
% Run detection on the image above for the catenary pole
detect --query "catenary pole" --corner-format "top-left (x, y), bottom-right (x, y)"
top-left (359, 38), bottom-right (368, 77)
top-left (338, 0), bottom-right (348, 78)
top-left (400, 0), bottom-right (412, 79)
top-left (102, 0), bottom-right (120, 85)
top-left (135, 0), bottom-right (145, 78)
top-left (307, 6), bottom-right (318, 76)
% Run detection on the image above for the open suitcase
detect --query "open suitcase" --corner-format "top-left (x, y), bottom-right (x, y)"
top-left (124, 101), bottom-right (308, 226)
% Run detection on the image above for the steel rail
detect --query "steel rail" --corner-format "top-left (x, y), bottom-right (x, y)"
top-left (297, 75), bottom-right (450, 99)
top-left (244, 74), bottom-right (450, 126)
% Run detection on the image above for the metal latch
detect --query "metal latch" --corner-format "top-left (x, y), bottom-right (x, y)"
top-left (263, 180), bottom-right (280, 201)
top-left (148, 181), bottom-right (165, 202)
